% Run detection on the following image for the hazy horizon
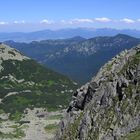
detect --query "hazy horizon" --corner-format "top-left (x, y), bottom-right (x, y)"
top-left (0, 27), bottom-right (140, 33)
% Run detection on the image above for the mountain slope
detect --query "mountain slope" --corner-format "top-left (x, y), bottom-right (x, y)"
top-left (57, 44), bottom-right (140, 140)
top-left (0, 43), bottom-right (77, 116)
top-left (5, 34), bottom-right (140, 84)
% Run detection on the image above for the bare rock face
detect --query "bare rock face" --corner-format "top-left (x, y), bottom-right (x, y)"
top-left (56, 45), bottom-right (140, 140)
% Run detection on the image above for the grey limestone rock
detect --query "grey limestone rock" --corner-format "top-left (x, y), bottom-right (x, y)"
top-left (56, 45), bottom-right (140, 140)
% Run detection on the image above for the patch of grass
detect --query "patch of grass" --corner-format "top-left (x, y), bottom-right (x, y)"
top-left (0, 109), bottom-right (5, 114)
top-left (106, 63), bottom-right (113, 71)
top-left (48, 114), bottom-right (63, 120)
top-left (120, 128), bottom-right (140, 140)
top-left (47, 80), bottom-right (55, 87)
top-left (13, 127), bottom-right (25, 138)
top-left (9, 125), bottom-right (18, 128)
top-left (44, 123), bottom-right (58, 132)
top-left (9, 111), bottom-right (22, 121)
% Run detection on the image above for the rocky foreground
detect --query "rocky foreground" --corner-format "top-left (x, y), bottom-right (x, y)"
top-left (0, 108), bottom-right (64, 140)
top-left (57, 45), bottom-right (140, 140)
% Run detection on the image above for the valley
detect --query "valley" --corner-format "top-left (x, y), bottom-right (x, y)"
top-left (5, 34), bottom-right (140, 83)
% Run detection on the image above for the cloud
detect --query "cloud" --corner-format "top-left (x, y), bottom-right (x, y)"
top-left (120, 18), bottom-right (135, 23)
top-left (94, 17), bottom-right (112, 22)
top-left (61, 18), bottom-right (94, 24)
top-left (60, 20), bottom-right (67, 23)
top-left (40, 19), bottom-right (54, 24)
top-left (0, 18), bottom-right (139, 28)
top-left (14, 20), bottom-right (25, 24)
top-left (0, 21), bottom-right (8, 25)
top-left (71, 18), bottom-right (94, 23)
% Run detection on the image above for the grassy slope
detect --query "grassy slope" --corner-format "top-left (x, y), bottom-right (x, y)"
top-left (0, 59), bottom-right (77, 115)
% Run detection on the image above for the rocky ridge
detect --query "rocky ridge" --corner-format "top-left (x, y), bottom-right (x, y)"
top-left (57, 45), bottom-right (140, 140)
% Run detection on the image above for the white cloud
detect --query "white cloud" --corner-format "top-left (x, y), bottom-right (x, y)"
top-left (121, 18), bottom-right (135, 23)
top-left (72, 18), bottom-right (94, 23)
top-left (1, 17), bottom-right (140, 28)
top-left (40, 19), bottom-right (54, 24)
top-left (60, 20), bottom-right (66, 23)
top-left (0, 21), bottom-right (8, 25)
top-left (60, 20), bottom-right (71, 24)
top-left (14, 20), bottom-right (25, 24)
top-left (61, 19), bottom-right (94, 24)
top-left (94, 17), bottom-right (112, 22)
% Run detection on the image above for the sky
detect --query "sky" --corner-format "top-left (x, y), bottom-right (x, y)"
top-left (0, 0), bottom-right (140, 32)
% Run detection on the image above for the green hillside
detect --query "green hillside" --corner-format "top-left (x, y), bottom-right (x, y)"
top-left (0, 44), bottom-right (77, 117)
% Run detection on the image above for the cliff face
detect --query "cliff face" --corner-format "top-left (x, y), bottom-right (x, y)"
top-left (57, 45), bottom-right (140, 140)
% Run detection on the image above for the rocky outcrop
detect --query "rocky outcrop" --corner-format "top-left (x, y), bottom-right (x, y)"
top-left (0, 43), bottom-right (29, 61)
top-left (0, 43), bottom-right (29, 72)
top-left (56, 45), bottom-right (140, 140)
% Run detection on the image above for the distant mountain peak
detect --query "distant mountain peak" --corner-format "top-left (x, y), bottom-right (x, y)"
top-left (114, 33), bottom-right (135, 39)
top-left (66, 36), bottom-right (86, 41)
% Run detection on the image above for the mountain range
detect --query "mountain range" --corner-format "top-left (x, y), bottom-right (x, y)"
top-left (1, 28), bottom-right (140, 42)
top-left (5, 34), bottom-right (140, 84)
